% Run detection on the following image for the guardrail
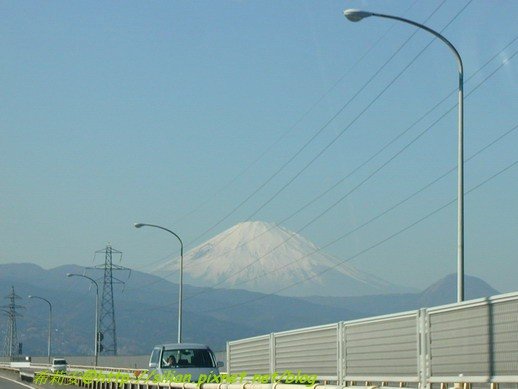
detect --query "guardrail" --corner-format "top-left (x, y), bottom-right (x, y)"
top-left (1, 361), bottom-right (146, 374)
top-left (227, 291), bottom-right (518, 389)
top-left (25, 370), bottom-right (360, 389)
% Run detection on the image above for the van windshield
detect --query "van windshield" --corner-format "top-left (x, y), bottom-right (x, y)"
top-left (161, 348), bottom-right (214, 368)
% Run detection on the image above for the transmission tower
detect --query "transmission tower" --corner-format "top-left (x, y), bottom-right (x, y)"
top-left (86, 244), bottom-right (130, 356)
top-left (2, 286), bottom-right (24, 358)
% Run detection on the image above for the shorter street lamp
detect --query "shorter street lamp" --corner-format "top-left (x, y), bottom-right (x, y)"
top-left (66, 273), bottom-right (99, 366)
top-left (28, 295), bottom-right (53, 364)
top-left (134, 223), bottom-right (184, 342)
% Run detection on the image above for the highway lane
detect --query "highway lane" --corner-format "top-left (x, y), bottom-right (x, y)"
top-left (0, 371), bottom-right (36, 389)
top-left (0, 370), bottom-right (56, 389)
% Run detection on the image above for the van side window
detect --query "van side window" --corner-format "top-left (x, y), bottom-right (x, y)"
top-left (150, 348), bottom-right (160, 365)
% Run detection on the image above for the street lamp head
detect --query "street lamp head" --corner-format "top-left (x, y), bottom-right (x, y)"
top-left (134, 223), bottom-right (144, 228)
top-left (343, 9), bottom-right (373, 22)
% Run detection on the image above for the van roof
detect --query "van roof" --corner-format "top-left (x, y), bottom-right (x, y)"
top-left (154, 343), bottom-right (212, 350)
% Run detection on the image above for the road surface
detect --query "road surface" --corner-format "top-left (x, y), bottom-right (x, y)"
top-left (0, 370), bottom-right (56, 389)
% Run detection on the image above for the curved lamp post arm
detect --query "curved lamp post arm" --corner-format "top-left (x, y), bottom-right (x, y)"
top-left (67, 273), bottom-right (99, 289)
top-left (134, 223), bottom-right (184, 254)
top-left (28, 295), bottom-right (52, 307)
top-left (344, 9), bottom-right (464, 302)
top-left (371, 13), bottom-right (463, 74)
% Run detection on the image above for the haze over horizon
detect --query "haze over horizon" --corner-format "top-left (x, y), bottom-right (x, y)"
top-left (0, 260), bottom-right (501, 356)
top-left (1, 1), bottom-right (518, 294)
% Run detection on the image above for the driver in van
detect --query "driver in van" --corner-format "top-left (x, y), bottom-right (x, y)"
top-left (165, 355), bottom-right (176, 367)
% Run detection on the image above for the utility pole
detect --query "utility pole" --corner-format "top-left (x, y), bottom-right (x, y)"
top-left (86, 244), bottom-right (130, 356)
top-left (2, 286), bottom-right (24, 359)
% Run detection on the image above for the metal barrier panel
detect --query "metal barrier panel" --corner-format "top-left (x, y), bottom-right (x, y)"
top-left (490, 297), bottom-right (518, 376)
top-left (227, 334), bottom-right (270, 375)
top-left (343, 311), bottom-right (419, 380)
top-left (428, 293), bottom-right (518, 378)
top-left (225, 291), bottom-right (518, 386)
top-left (274, 323), bottom-right (338, 379)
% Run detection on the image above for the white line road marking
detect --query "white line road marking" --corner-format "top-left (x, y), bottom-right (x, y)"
top-left (0, 372), bottom-right (38, 388)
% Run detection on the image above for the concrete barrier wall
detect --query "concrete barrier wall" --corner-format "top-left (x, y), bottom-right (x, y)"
top-left (0, 355), bottom-right (149, 369)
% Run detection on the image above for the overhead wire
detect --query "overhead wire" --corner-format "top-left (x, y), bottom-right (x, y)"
top-left (145, 0), bottom-right (474, 289)
top-left (122, 71), bottom-right (517, 310)
top-left (127, 1), bottom-right (421, 273)
top-left (197, 46), bottom-right (516, 288)
top-left (181, 0), bottom-right (451, 250)
top-left (243, 0), bottom-right (472, 222)
top-left (199, 153), bottom-right (518, 313)
top-left (158, 35), bottom-right (518, 276)
top-left (175, 0), bottom-right (469, 283)
top-left (169, 0), bottom-right (420, 227)
top-left (227, 121), bottom-right (518, 289)
top-left (124, 27), bottom-right (516, 294)
top-left (120, 130), bottom-right (518, 314)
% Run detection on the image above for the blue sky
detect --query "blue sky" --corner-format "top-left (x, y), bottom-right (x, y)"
top-left (1, 0), bottom-right (517, 293)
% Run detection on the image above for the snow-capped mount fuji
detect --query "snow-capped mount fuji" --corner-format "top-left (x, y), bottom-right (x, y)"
top-left (151, 221), bottom-right (410, 297)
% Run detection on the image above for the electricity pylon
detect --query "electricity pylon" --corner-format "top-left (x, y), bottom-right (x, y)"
top-left (2, 286), bottom-right (24, 358)
top-left (85, 244), bottom-right (130, 356)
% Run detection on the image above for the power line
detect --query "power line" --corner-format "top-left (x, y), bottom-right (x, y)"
top-left (122, 115), bottom-right (518, 313)
top-left (226, 122), bottom-right (518, 289)
top-left (182, 0), bottom-right (451, 250)
top-left (186, 85), bottom-right (516, 293)
top-left (125, 36), bottom-right (518, 287)
top-left (125, 37), bottom-right (518, 297)
top-left (127, 1), bottom-right (420, 273)
top-left (198, 154), bottom-right (518, 313)
top-left (147, 37), bottom-right (518, 275)
top-left (169, 0), bottom-right (420, 228)
top-left (124, 144), bottom-right (518, 313)
top-left (244, 0), bottom-right (472, 222)
top-left (176, 0), bottom-right (470, 280)
top-left (207, 46), bottom-right (515, 287)
top-left (129, 3), bottom-right (517, 294)
top-left (159, 1), bottom-right (479, 289)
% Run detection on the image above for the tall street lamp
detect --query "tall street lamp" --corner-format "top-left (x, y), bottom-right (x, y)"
top-left (343, 9), bottom-right (465, 302)
top-left (28, 295), bottom-right (53, 364)
top-left (135, 223), bottom-right (184, 342)
top-left (67, 273), bottom-right (99, 365)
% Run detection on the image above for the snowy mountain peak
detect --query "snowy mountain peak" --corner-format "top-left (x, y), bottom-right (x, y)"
top-left (152, 221), bottom-right (410, 297)
top-left (198, 221), bottom-right (316, 261)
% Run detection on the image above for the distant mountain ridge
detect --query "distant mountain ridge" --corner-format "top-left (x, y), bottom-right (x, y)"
top-left (0, 262), bottom-right (503, 357)
top-left (0, 262), bottom-right (357, 355)
top-left (152, 221), bottom-right (414, 297)
top-left (302, 273), bottom-right (500, 317)
top-left (419, 273), bottom-right (499, 307)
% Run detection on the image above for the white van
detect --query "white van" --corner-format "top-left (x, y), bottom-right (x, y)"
top-left (149, 343), bottom-right (223, 381)
top-left (50, 358), bottom-right (67, 373)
